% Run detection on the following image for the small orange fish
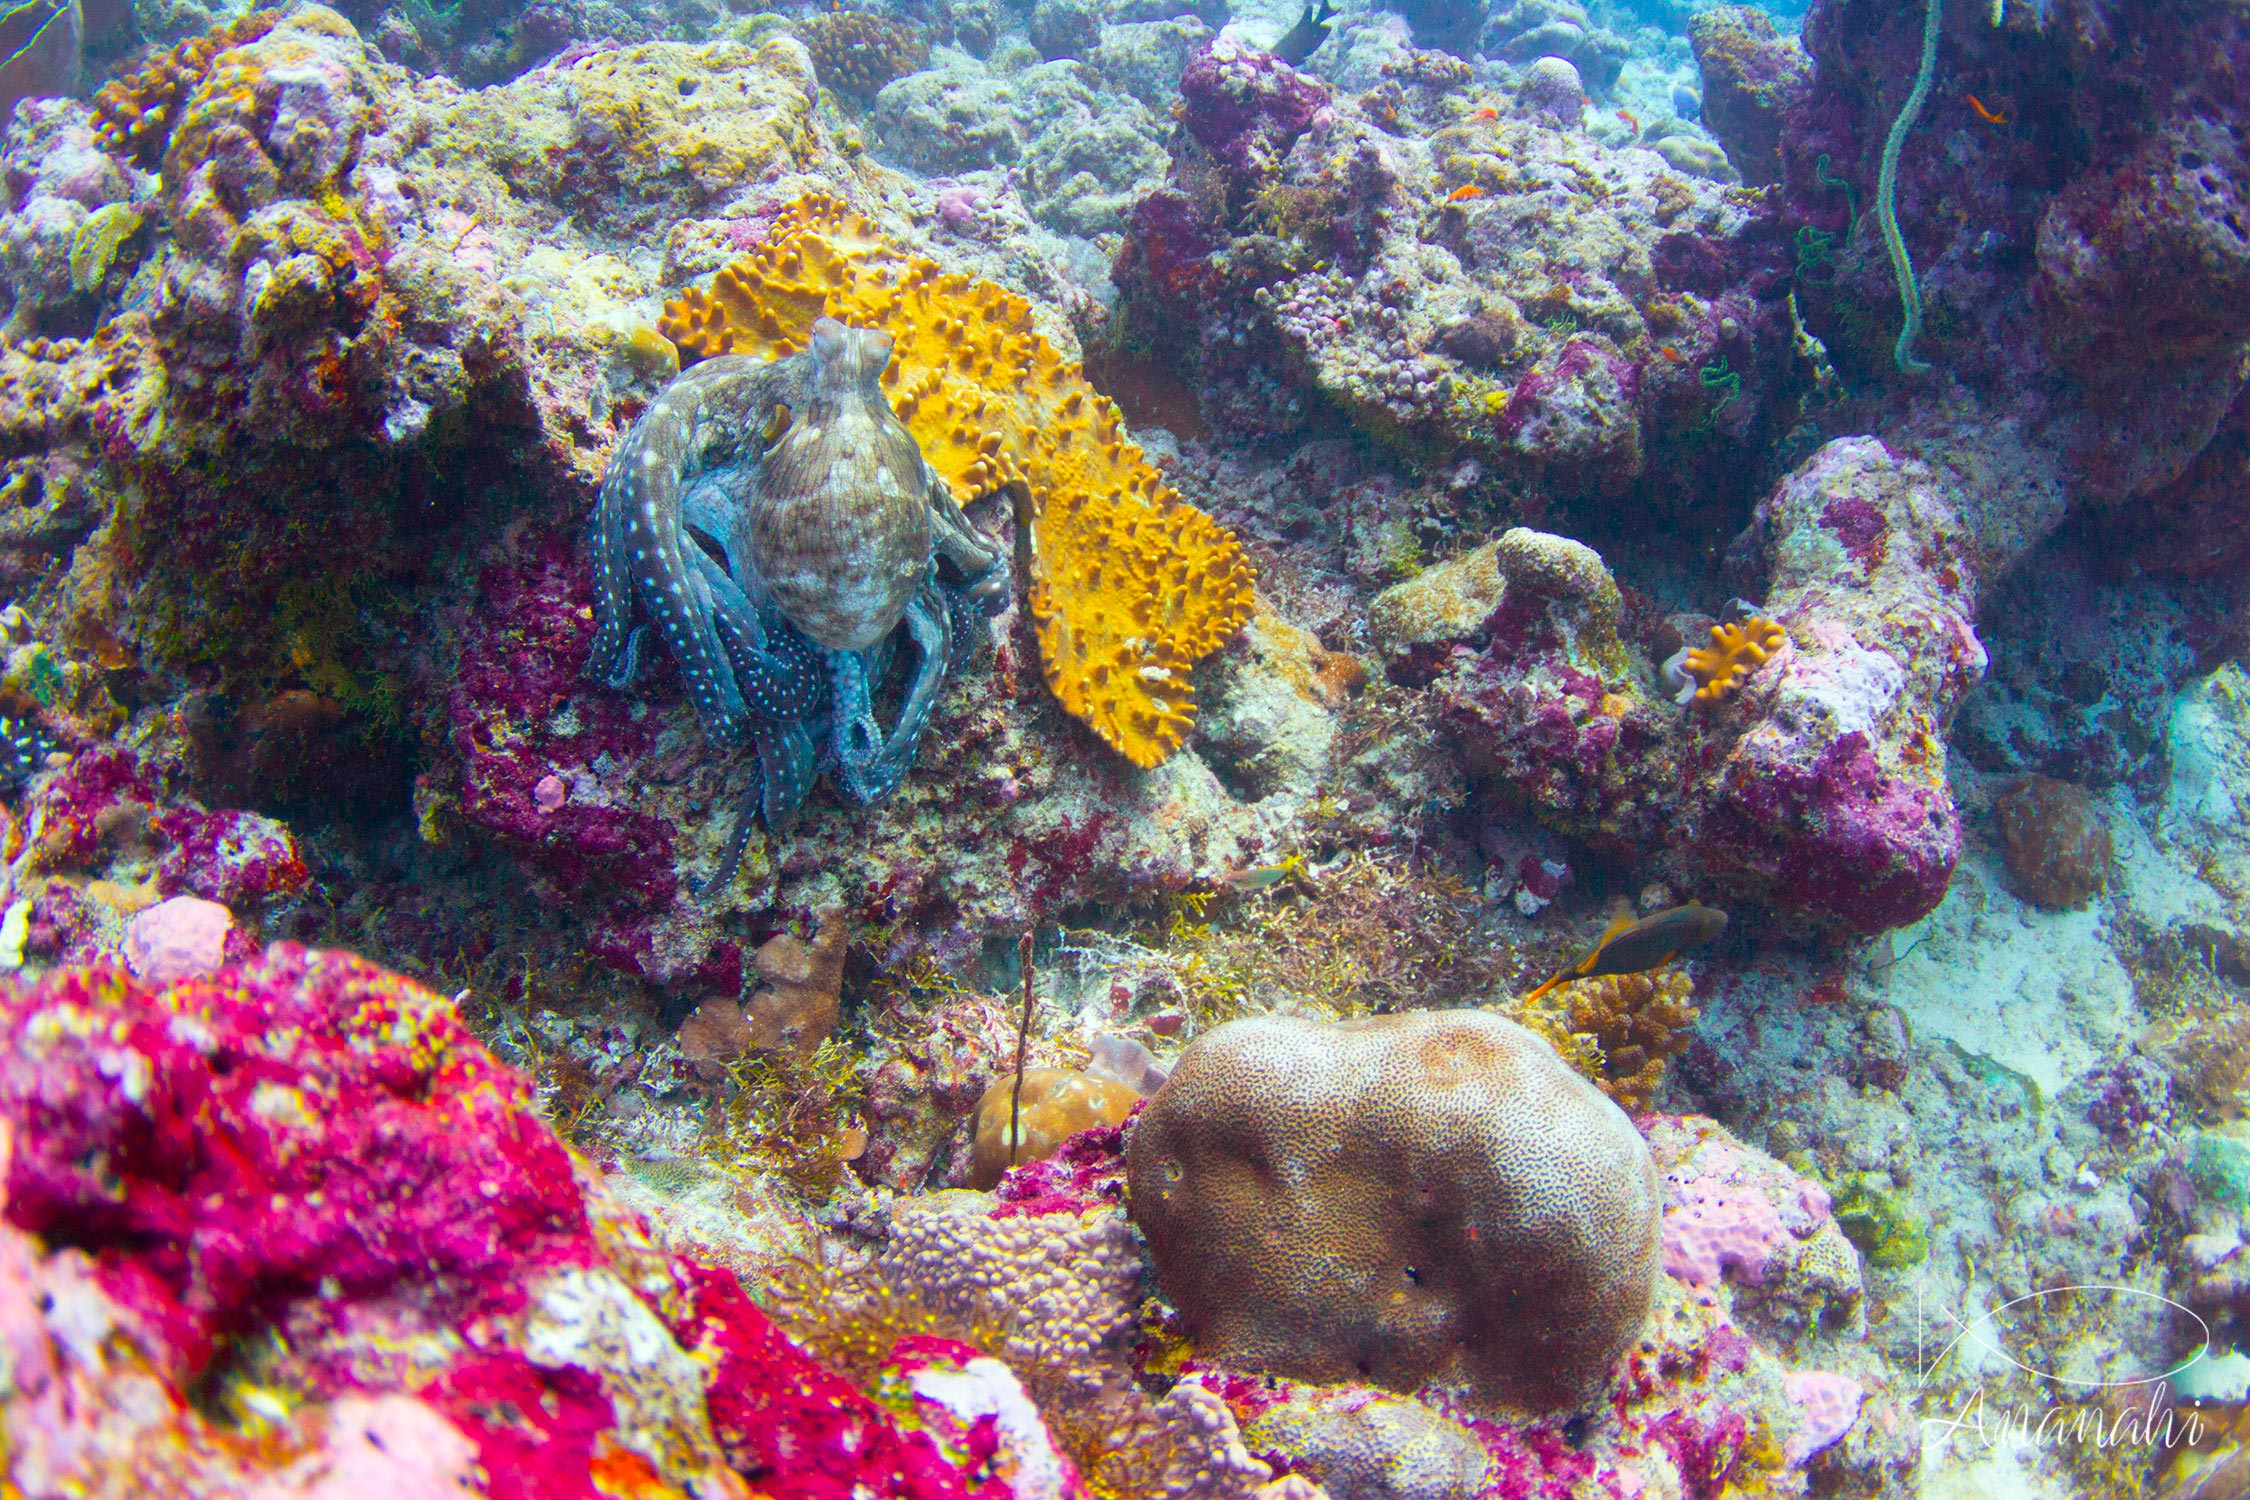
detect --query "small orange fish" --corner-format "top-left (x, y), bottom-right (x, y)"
top-left (1472, 106), bottom-right (1498, 120)
top-left (1660, 344), bottom-right (1683, 361)
top-left (1617, 108), bottom-right (1640, 136)
top-left (1447, 184), bottom-right (1486, 203)
top-left (1967, 94), bottom-right (2008, 125)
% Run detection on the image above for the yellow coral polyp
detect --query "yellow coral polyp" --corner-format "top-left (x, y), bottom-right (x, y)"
top-left (659, 194), bottom-right (1256, 767)
top-left (1674, 617), bottom-right (1788, 706)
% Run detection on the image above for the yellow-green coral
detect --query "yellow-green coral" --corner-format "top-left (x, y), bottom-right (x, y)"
top-left (91, 10), bottom-right (280, 166)
top-left (796, 9), bottom-right (927, 96)
top-left (1494, 526), bottom-right (1633, 680)
top-left (658, 194), bottom-right (1257, 768)
top-left (68, 205), bottom-right (146, 297)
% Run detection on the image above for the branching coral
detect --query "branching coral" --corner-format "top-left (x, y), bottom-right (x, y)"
top-left (90, 11), bottom-right (279, 167)
top-left (659, 194), bottom-right (1256, 767)
top-left (1665, 617), bottom-right (1789, 706)
top-left (1509, 967), bottom-right (1699, 1113)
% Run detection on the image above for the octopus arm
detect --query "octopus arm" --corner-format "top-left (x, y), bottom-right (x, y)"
top-left (832, 576), bottom-right (957, 805)
top-left (925, 466), bottom-right (1011, 616)
top-left (582, 355), bottom-right (807, 745)
top-left (695, 549), bottom-right (829, 724)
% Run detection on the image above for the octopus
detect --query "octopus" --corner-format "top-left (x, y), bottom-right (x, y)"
top-left (584, 317), bottom-right (1010, 893)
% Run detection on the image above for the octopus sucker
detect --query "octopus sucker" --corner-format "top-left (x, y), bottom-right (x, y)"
top-left (585, 318), bottom-right (1011, 895)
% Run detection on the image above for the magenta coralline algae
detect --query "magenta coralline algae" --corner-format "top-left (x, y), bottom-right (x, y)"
top-left (23, 744), bottom-right (159, 868)
top-left (152, 805), bottom-right (310, 909)
top-left (448, 538), bottom-right (680, 913)
top-left (1703, 437), bottom-right (1982, 932)
top-left (0, 946), bottom-right (1008, 1498)
top-left (1702, 729), bottom-right (1958, 935)
top-left (1498, 335), bottom-right (1646, 495)
top-left (1178, 41), bottom-right (1331, 184)
top-left (0, 949), bottom-right (594, 1371)
top-left (14, 745), bottom-right (309, 967)
top-left (991, 1114), bottom-right (1134, 1218)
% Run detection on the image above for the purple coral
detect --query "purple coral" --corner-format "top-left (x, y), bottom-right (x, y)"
top-left (1700, 729), bottom-right (1959, 936)
top-left (1178, 41), bottom-right (1331, 185)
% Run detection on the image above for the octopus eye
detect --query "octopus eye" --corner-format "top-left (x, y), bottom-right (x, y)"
top-left (759, 404), bottom-right (792, 449)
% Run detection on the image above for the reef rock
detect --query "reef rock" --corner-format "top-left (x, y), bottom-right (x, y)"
top-left (1771, 0), bottom-right (2250, 571)
top-left (0, 4), bottom-right (1332, 990)
top-left (1700, 436), bottom-right (1982, 932)
top-left (1429, 439), bottom-right (1982, 935)
top-left (1116, 37), bottom-right (1799, 516)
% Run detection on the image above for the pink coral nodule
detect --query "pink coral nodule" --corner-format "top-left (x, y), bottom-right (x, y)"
top-left (1783, 1369), bottom-right (1865, 1461)
top-left (122, 894), bottom-right (235, 984)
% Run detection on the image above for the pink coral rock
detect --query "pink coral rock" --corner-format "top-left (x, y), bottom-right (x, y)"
top-left (0, 947), bottom-right (1005, 1499)
top-left (1782, 1369), bottom-right (1865, 1462)
top-left (1664, 1165), bottom-right (1791, 1288)
top-left (122, 895), bottom-right (235, 983)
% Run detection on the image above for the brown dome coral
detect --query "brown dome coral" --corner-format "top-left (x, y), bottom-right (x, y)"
top-left (1996, 774), bottom-right (2112, 909)
top-left (797, 9), bottom-right (929, 97)
top-left (1126, 1010), bottom-right (1661, 1412)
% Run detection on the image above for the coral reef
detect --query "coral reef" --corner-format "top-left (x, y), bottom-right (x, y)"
top-left (90, 10), bottom-right (277, 166)
top-left (0, 99), bottom-right (133, 336)
top-left (1696, 436), bottom-right (1980, 932)
top-left (1686, 6), bottom-right (1810, 186)
top-left (659, 194), bottom-right (1256, 768)
top-left (0, 5), bottom-right (1319, 991)
top-left (1762, 0), bottom-right (2250, 578)
top-left (1127, 1009), bottom-right (1661, 1411)
top-left (1114, 36), bottom-right (1800, 513)
top-left (870, 58), bottom-right (1172, 236)
top-left (0, 0), bottom-right (2230, 1492)
top-left (1425, 438), bottom-right (1983, 938)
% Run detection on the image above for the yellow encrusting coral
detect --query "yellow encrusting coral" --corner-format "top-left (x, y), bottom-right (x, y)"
top-left (1674, 617), bottom-right (1788, 706)
top-left (659, 194), bottom-right (1256, 767)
